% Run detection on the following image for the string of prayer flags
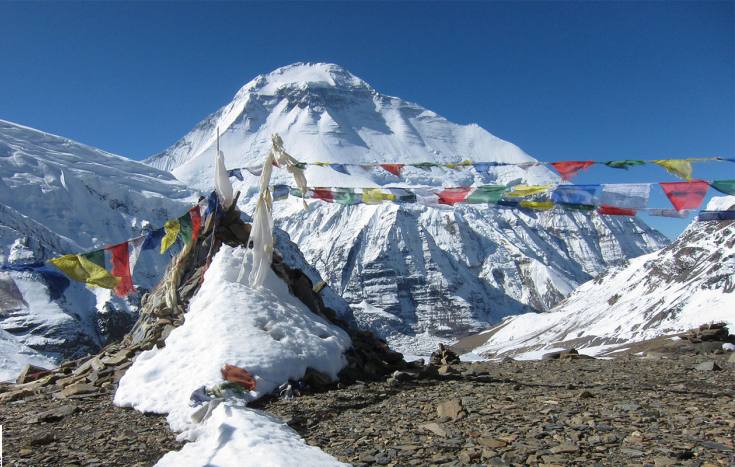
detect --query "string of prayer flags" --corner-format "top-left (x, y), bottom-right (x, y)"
top-left (107, 242), bottom-right (134, 297)
top-left (551, 161), bottom-right (595, 181)
top-left (465, 185), bottom-right (507, 204)
top-left (653, 159), bottom-right (693, 180)
top-left (710, 180), bottom-right (735, 196)
top-left (437, 187), bottom-right (472, 205)
top-left (50, 254), bottom-right (120, 290)
top-left (698, 210), bottom-right (735, 221)
top-left (599, 183), bottom-right (651, 210)
top-left (604, 160), bottom-right (646, 170)
top-left (161, 219), bottom-right (180, 254)
top-left (506, 185), bottom-right (553, 198)
top-left (551, 185), bottom-right (599, 206)
top-left (598, 205), bottom-right (636, 216)
top-left (660, 180), bottom-right (710, 211)
top-left (380, 164), bottom-right (404, 177)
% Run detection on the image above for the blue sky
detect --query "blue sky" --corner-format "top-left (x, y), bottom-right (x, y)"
top-left (1, 1), bottom-right (733, 238)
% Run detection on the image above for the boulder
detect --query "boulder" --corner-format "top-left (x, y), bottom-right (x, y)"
top-left (16, 364), bottom-right (52, 384)
top-left (693, 361), bottom-right (722, 371)
top-left (437, 399), bottom-right (466, 421)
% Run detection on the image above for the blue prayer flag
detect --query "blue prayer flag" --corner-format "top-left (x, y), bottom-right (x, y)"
top-left (141, 228), bottom-right (165, 251)
top-left (551, 185), bottom-right (600, 206)
top-left (697, 210), bottom-right (735, 221)
top-left (227, 169), bottom-right (244, 181)
top-left (330, 164), bottom-right (351, 175)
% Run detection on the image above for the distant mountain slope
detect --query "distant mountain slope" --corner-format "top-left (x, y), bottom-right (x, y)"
top-left (0, 119), bottom-right (196, 380)
top-left (460, 196), bottom-right (735, 359)
top-left (147, 62), bottom-right (667, 354)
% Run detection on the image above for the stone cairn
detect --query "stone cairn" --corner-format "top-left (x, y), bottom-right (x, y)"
top-left (1, 202), bottom-right (407, 404)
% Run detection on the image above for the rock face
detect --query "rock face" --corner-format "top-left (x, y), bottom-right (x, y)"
top-left (0, 119), bottom-right (196, 381)
top-left (456, 198), bottom-right (735, 359)
top-left (145, 62), bottom-right (667, 353)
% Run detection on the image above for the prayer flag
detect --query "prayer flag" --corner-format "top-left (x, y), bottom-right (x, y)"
top-left (604, 160), bottom-right (645, 170)
top-left (289, 187), bottom-right (309, 199)
top-left (653, 159), bottom-right (693, 180)
top-left (142, 228), bottom-right (165, 251)
top-left (698, 210), bottom-right (735, 221)
top-left (214, 150), bottom-right (234, 208)
top-left (660, 180), bottom-right (709, 211)
top-left (551, 161), bottom-right (595, 180)
top-left (362, 188), bottom-right (396, 204)
top-left (558, 203), bottom-right (596, 212)
top-left (710, 180), bottom-right (735, 196)
top-left (506, 185), bottom-right (553, 197)
top-left (50, 254), bottom-right (120, 289)
top-left (647, 208), bottom-right (692, 218)
top-left (311, 188), bottom-right (335, 202)
top-left (472, 163), bottom-right (492, 173)
top-left (599, 183), bottom-right (651, 210)
top-left (437, 187), bottom-right (472, 205)
top-left (551, 185), bottom-right (599, 206)
top-left (179, 213), bottom-right (193, 245)
top-left (189, 206), bottom-right (202, 242)
top-left (330, 164), bottom-right (351, 175)
top-left (82, 250), bottom-right (106, 269)
top-left (161, 219), bottom-right (180, 254)
top-left (497, 199), bottom-right (521, 208)
top-left (203, 191), bottom-right (220, 220)
top-left (128, 237), bottom-right (145, 276)
top-left (333, 188), bottom-right (363, 205)
top-left (412, 162), bottom-right (436, 171)
top-left (413, 188), bottom-right (442, 207)
top-left (107, 242), bottom-right (134, 296)
top-left (227, 169), bottom-right (244, 181)
top-left (386, 188), bottom-right (416, 204)
top-left (520, 200), bottom-right (554, 210)
top-left (380, 164), bottom-right (404, 177)
top-left (598, 205), bottom-right (636, 216)
top-left (465, 185), bottom-right (507, 204)
top-left (272, 185), bottom-right (290, 201)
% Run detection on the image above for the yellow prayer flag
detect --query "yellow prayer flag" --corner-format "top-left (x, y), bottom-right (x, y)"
top-left (520, 200), bottom-right (554, 210)
top-left (506, 185), bottom-right (553, 197)
top-left (653, 160), bottom-right (692, 180)
top-left (50, 254), bottom-right (120, 289)
top-left (161, 219), bottom-right (180, 254)
top-left (362, 188), bottom-right (396, 204)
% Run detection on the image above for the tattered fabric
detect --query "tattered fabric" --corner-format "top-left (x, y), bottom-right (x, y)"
top-left (108, 242), bottom-right (134, 297)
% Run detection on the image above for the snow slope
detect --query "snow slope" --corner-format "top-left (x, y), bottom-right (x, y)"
top-left (148, 62), bottom-right (667, 354)
top-left (115, 245), bottom-right (349, 466)
top-left (464, 196), bottom-right (735, 359)
top-left (0, 119), bottom-right (196, 379)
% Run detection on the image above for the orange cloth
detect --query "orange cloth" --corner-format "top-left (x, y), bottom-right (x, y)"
top-left (221, 364), bottom-right (256, 391)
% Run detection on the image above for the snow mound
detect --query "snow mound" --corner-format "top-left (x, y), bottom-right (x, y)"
top-left (706, 195), bottom-right (735, 211)
top-left (115, 245), bottom-right (351, 465)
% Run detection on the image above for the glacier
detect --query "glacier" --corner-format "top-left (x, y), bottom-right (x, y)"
top-left (146, 62), bottom-right (668, 354)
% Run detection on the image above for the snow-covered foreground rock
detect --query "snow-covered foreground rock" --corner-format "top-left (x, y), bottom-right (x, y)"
top-left (0, 119), bottom-right (197, 380)
top-left (147, 62), bottom-right (667, 353)
top-left (115, 245), bottom-right (350, 466)
top-left (458, 196), bottom-right (735, 360)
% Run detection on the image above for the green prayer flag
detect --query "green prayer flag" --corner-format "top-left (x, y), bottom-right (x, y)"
top-left (710, 180), bottom-right (735, 196)
top-left (412, 162), bottom-right (436, 171)
top-left (604, 160), bottom-right (646, 170)
top-left (558, 203), bottom-right (596, 212)
top-left (465, 185), bottom-right (507, 204)
top-left (333, 188), bottom-right (362, 205)
top-left (82, 250), bottom-right (105, 268)
top-left (179, 213), bottom-right (193, 245)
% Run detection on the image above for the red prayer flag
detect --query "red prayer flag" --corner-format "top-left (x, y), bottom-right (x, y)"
top-left (437, 187), bottom-right (472, 205)
top-left (598, 205), bottom-right (636, 216)
top-left (189, 206), bottom-right (202, 242)
top-left (550, 161), bottom-right (595, 181)
top-left (312, 188), bottom-right (335, 202)
top-left (380, 164), bottom-right (404, 177)
top-left (221, 364), bottom-right (257, 391)
top-left (107, 242), bottom-right (134, 297)
top-left (660, 180), bottom-right (710, 211)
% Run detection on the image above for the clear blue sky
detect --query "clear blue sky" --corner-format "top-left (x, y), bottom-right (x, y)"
top-left (1, 1), bottom-right (733, 238)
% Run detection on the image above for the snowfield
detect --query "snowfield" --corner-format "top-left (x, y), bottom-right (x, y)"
top-left (115, 245), bottom-right (350, 466)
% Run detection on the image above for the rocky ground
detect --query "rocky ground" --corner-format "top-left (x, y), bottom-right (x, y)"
top-left (1, 352), bottom-right (734, 466)
top-left (258, 353), bottom-right (735, 467)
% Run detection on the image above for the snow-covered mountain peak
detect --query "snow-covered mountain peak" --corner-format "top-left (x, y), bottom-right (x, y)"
top-left (237, 62), bottom-right (374, 97)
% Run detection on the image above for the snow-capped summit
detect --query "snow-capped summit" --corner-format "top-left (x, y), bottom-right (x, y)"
top-left (147, 63), bottom-right (667, 354)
